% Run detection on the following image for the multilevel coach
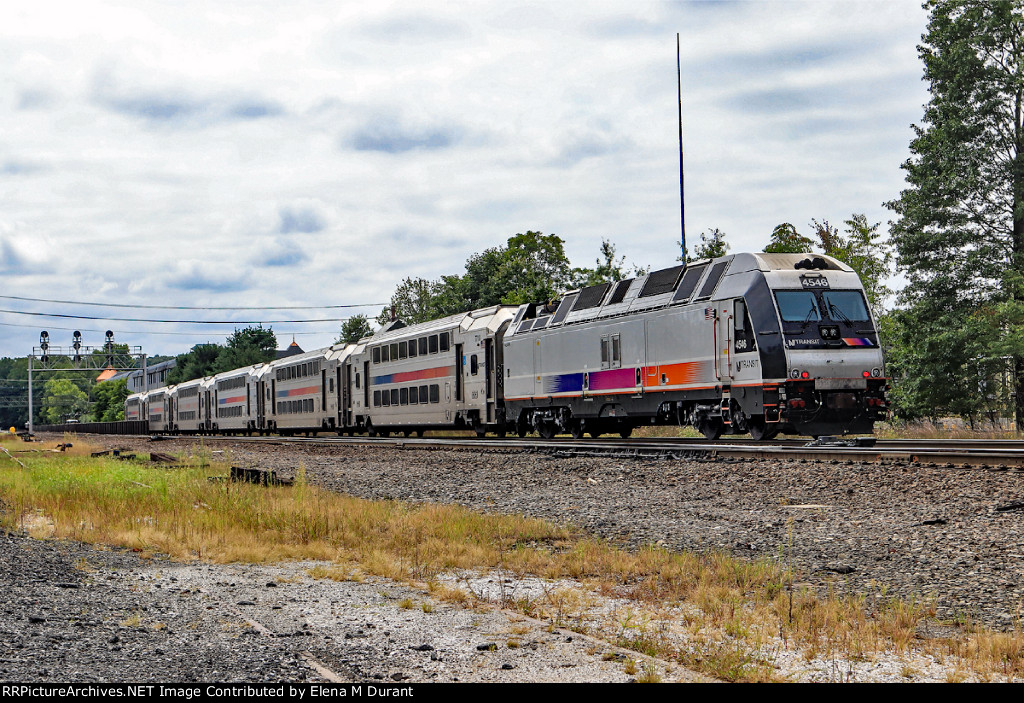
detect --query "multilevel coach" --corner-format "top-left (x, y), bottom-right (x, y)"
top-left (126, 252), bottom-right (888, 440)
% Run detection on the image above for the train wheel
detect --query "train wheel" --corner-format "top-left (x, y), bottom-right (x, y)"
top-left (416, 429), bottom-right (425, 437)
top-left (618, 424), bottom-right (633, 439)
top-left (569, 420), bottom-right (584, 439)
top-left (748, 418), bottom-right (778, 442)
top-left (538, 421), bottom-right (556, 439)
top-left (698, 418), bottom-right (723, 440)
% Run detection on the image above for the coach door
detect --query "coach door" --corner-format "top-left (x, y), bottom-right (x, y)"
top-left (715, 301), bottom-right (735, 382)
top-left (256, 380), bottom-right (266, 430)
top-left (485, 338), bottom-right (495, 423)
top-left (338, 365), bottom-right (347, 429)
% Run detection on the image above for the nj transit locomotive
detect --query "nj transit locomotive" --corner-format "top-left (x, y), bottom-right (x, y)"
top-left (125, 252), bottom-right (888, 440)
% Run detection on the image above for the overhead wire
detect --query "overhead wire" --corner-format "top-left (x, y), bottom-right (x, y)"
top-left (0, 308), bottom-right (360, 324)
top-left (0, 294), bottom-right (385, 311)
top-left (0, 319), bottom-right (338, 337)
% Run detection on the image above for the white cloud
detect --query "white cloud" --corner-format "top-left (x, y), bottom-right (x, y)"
top-left (0, 0), bottom-right (929, 358)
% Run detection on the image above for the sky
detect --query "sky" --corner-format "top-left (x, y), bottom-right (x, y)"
top-left (0, 0), bottom-right (931, 361)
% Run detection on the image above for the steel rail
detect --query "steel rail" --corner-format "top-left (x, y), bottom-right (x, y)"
top-left (129, 432), bottom-right (1024, 469)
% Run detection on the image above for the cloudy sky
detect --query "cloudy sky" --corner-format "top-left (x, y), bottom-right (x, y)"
top-left (0, 0), bottom-right (930, 361)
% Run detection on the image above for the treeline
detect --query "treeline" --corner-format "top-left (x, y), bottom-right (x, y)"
top-left (0, 352), bottom-right (169, 428)
top-left (357, 217), bottom-right (889, 334)
top-left (337, 231), bottom-right (647, 342)
top-left (165, 326), bottom-right (278, 386)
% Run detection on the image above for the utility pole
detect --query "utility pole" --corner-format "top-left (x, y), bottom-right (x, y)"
top-left (677, 32), bottom-right (686, 264)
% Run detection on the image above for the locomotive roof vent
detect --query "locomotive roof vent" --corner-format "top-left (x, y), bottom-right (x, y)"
top-left (794, 256), bottom-right (828, 270)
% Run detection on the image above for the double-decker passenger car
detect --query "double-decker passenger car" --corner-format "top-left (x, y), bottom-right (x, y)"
top-left (348, 307), bottom-right (517, 436)
top-left (263, 349), bottom-right (336, 435)
top-left (209, 365), bottom-right (263, 434)
top-left (169, 376), bottom-right (206, 433)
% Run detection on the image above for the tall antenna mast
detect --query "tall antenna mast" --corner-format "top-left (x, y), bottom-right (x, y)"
top-left (677, 32), bottom-right (686, 263)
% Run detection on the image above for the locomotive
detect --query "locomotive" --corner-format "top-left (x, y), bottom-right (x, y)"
top-left (126, 252), bottom-right (887, 440)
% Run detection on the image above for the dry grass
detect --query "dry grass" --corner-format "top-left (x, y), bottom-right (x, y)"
top-left (875, 421), bottom-right (1018, 440)
top-left (2, 438), bottom-right (1024, 682)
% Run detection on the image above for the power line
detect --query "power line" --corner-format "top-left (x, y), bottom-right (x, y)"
top-left (0, 295), bottom-right (385, 311)
top-left (0, 319), bottom-right (338, 337)
top-left (0, 308), bottom-right (354, 324)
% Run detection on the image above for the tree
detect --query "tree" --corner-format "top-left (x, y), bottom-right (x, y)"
top-left (764, 223), bottom-right (814, 253)
top-left (92, 379), bottom-right (129, 422)
top-left (213, 326), bottom-right (278, 373)
top-left (166, 344), bottom-right (221, 385)
top-left (497, 231), bottom-right (573, 305)
top-left (376, 277), bottom-right (441, 326)
top-left (885, 0), bottom-right (1024, 425)
top-left (687, 228), bottom-right (730, 262)
top-left (337, 315), bottom-right (374, 344)
top-left (41, 378), bottom-right (90, 423)
top-left (376, 231), bottom-right (577, 324)
top-left (838, 214), bottom-right (893, 318)
top-left (572, 238), bottom-right (630, 286)
top-left (808, 215), bottom-right (893, 317)
top-left (166, 326), bottom-right (278, 384)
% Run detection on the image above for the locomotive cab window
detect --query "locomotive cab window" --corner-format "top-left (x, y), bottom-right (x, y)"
top-left (733, 300), bottom-right (757, 353)
top-left (821, 290), bottom-right (871, 322)
top-left (775, 291), bottom-right (821, 323)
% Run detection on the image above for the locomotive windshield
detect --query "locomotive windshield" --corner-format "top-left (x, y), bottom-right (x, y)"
top-left (775, 291), bottom-right (820, 322)
top-left (820, 290), bottom-right (870, 322)
top-left (775, 290), bottom-right (871, 324)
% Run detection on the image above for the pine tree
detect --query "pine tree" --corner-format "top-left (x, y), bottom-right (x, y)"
top-left (886, 0), bottom-right (1023, 425)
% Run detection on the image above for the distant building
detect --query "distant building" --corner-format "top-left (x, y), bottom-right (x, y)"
top-left (109, 359), bottom-right (178, 393)
top-left (276, 339), bottom-right (304, 359)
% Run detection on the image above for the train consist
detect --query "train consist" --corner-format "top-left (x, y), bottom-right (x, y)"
top-left (125, 252), bottom-right (888, 440)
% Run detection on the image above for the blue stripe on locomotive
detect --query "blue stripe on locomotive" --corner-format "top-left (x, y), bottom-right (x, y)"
top-left (542, 372), bottom-right (585, 395)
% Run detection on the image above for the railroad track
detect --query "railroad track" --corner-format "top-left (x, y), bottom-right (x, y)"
top-left (125, 431), bottom-right (1024, 469)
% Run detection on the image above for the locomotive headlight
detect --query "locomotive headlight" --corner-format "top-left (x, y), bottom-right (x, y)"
top-left (790, 369), bottom-right (800, 379)
top-left (871, 367), bottom-right (881, 378)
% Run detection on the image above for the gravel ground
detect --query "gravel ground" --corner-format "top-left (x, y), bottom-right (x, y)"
top-left (0, 530), bottom-right (704, 683)
top-left (106, 434), bottom-right (1024, 629)
top-left (6, 432), bottom-right (1024, 683)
